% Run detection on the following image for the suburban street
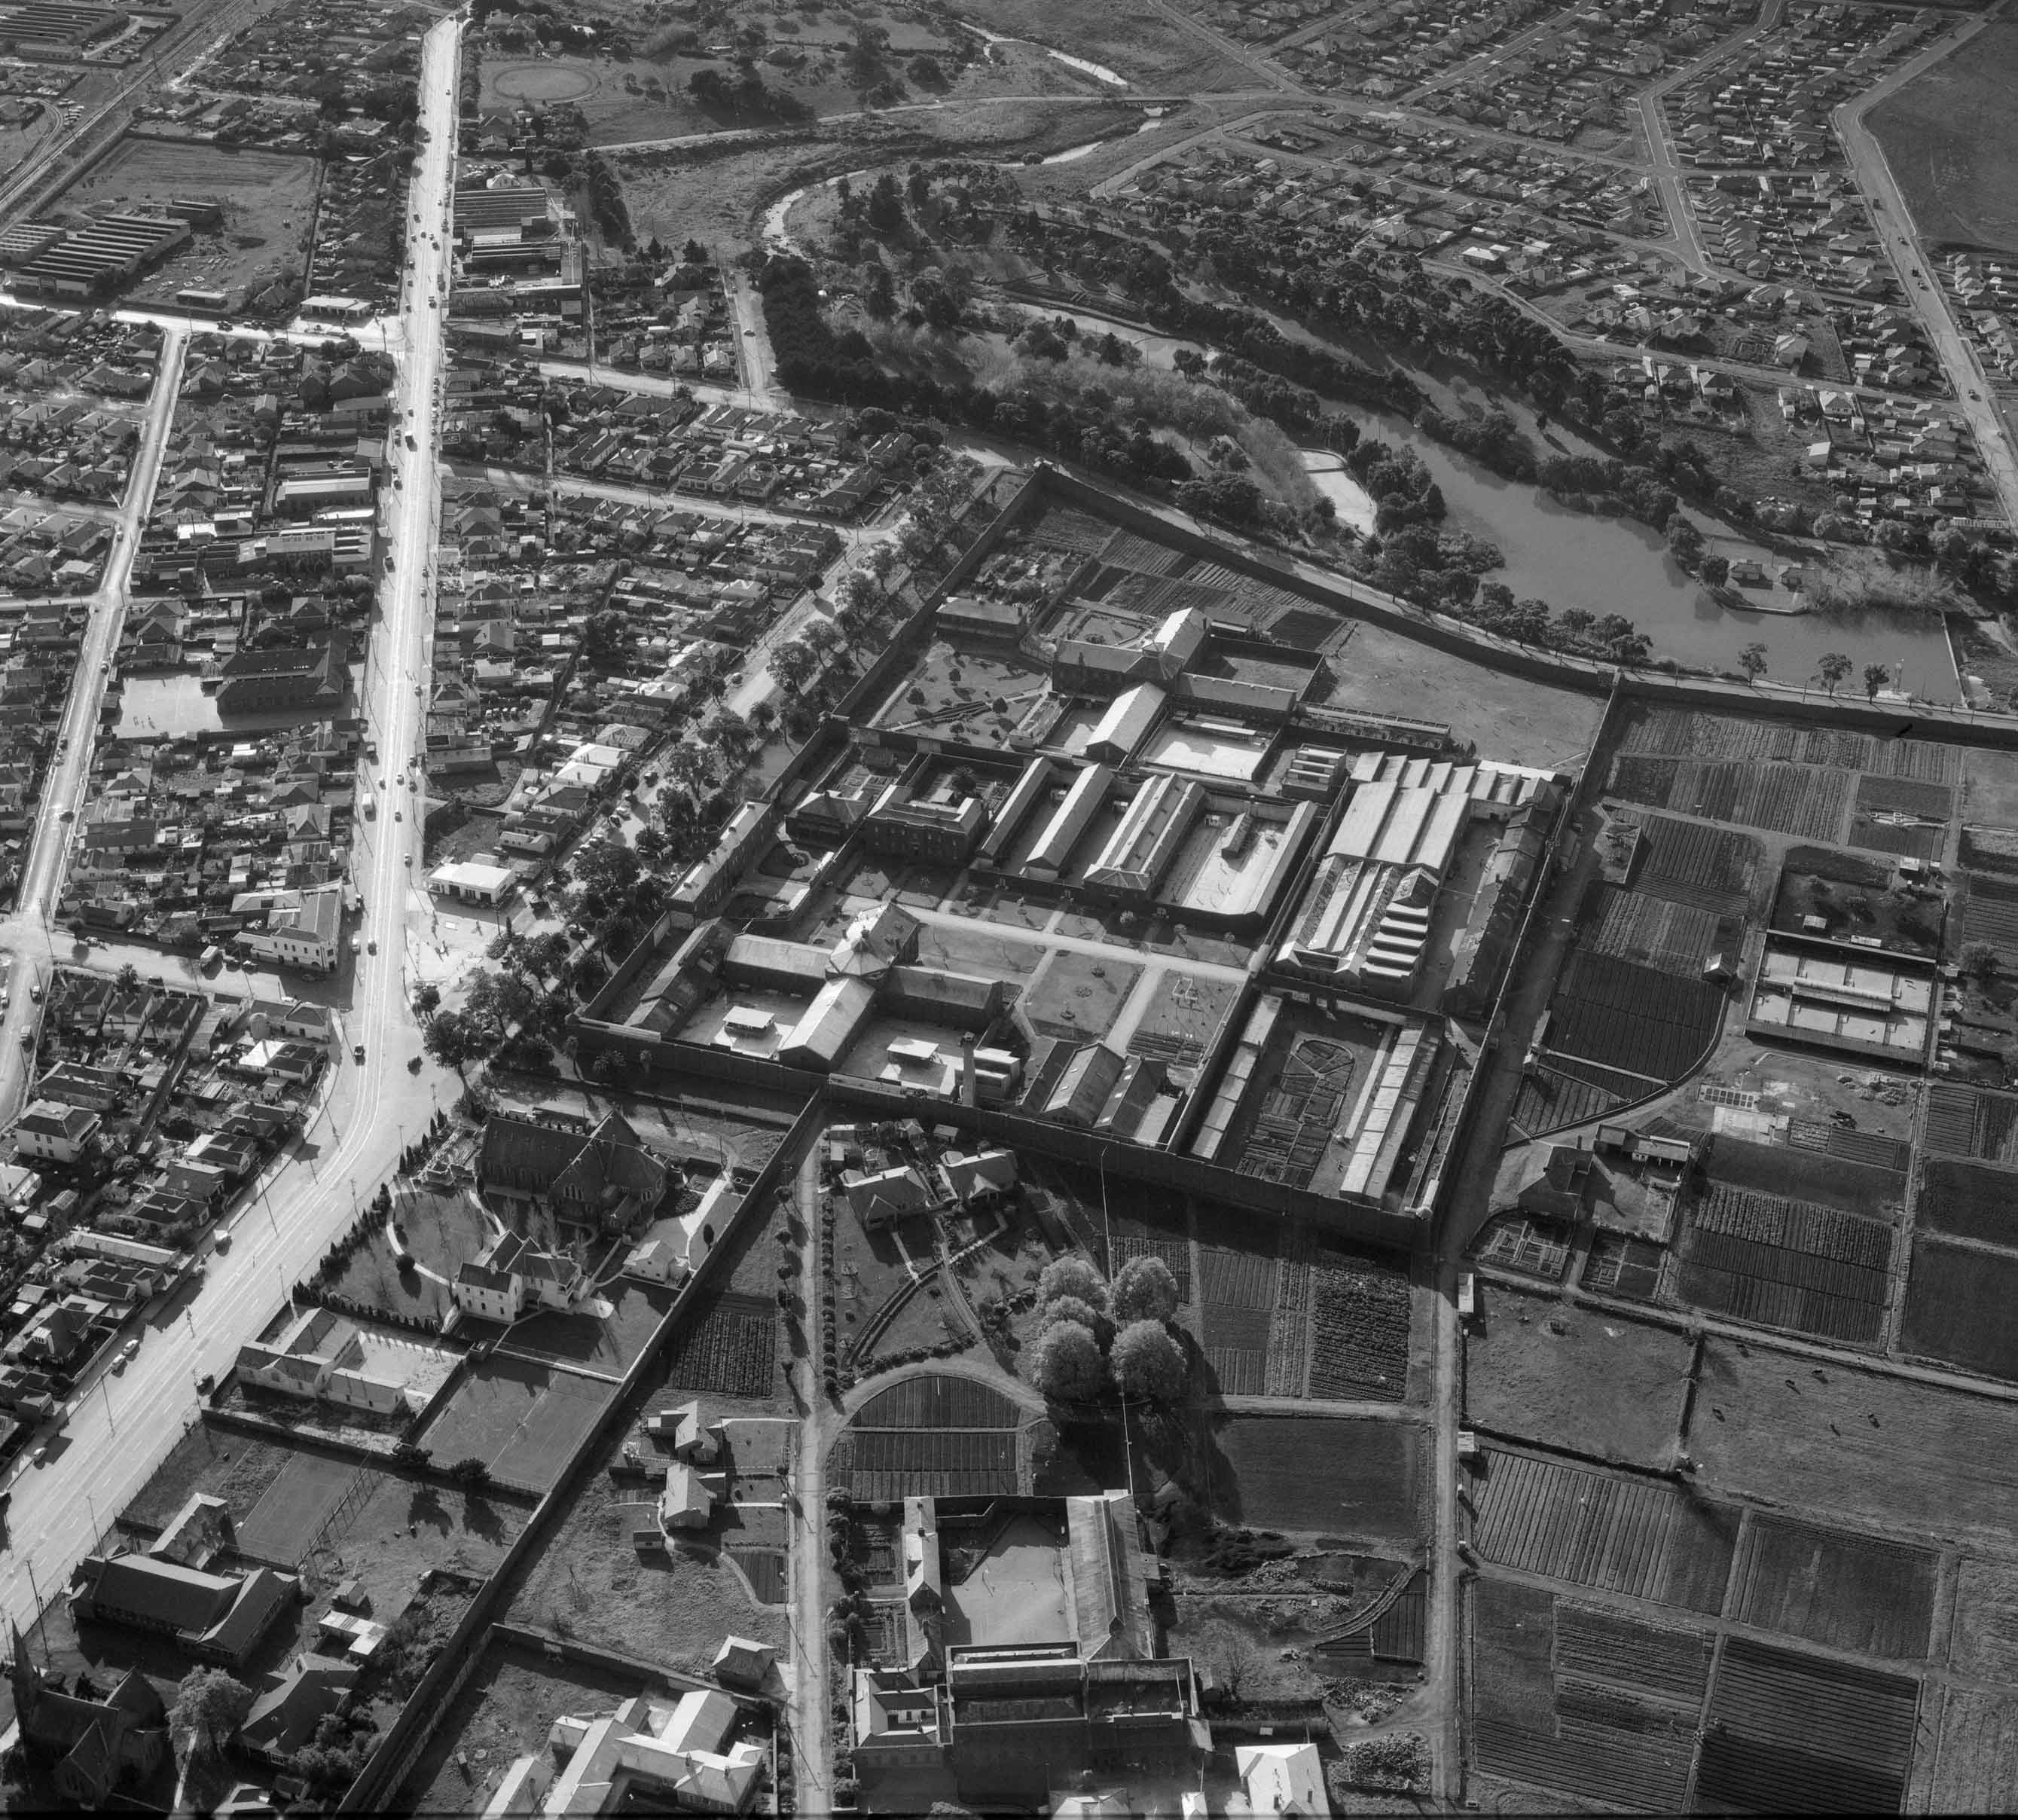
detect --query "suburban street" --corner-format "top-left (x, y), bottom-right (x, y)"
top-left (1834, 8), bottom-right (2018, 530)
top-left (0, 10), bottom-right (465, 1649)
top-left (0, 324), bottom-right (188, 1131)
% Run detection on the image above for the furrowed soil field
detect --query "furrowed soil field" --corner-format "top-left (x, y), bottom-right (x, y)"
top-left (1690, 1335), bottom-right (2018, 1547)
top-left (1946, 1556), bottom-right (2018, 1680)
top-left (1546, 950), bottom-right (1724, 1081)
top-left (1614, 706), bottom-right (1963, 783)
top-left (1922, 1081), bottom-right (2018, 1162)
top-left (1586, 887), bottom-right (1727, 977)
top-left (1672, 1182), bottom-right (1893, 1345)
top-left (1931, 1688), bottom-right (2018, 1814)
top-left (1604, 755), bottom-right (1850, 841)
top-left (1631, 814), bottom-right (1760, 916)
top-left (1696, 1635), bottom-right (1920, 1815)
top-left (662, 1290), bottom-right (777, 1397)
top-left (1207, 1416), bottom-right (1423, 1544)
top-left (1469, 1447), bottom-right (1738, 1614)
top-left (1705, 1132), bottom-right (1907, 1217)
top-left (1470, 1575), bottom-right (1707, 1812)
top-left (1868, 17), bottom-right (2018, 257)
top-left (1726, 1513), bottom-right (1937, 1659)
top-left (1463, 1285), bottom-right (1690, 1469)
top-left (1900, 1234), bottom-right (2018, 1382)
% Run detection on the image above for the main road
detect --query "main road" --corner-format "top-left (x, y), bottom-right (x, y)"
top-left (0, 8), bottom-right (465, 1649)
top-left (1833, 8), bottom-right (2018, 530)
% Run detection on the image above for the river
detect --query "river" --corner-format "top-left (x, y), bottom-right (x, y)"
top-left (1327, 404), bottom-right (1959, 697)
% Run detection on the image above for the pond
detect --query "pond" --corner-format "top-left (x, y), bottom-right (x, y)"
top-left (1334, 402), bottom-right (1959, 698)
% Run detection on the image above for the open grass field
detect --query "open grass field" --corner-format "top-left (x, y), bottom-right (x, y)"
top-left (1547, 950), bottom-right (1724, 1082)
top-left (1470, 1576), bottom-right (1705, 1812)
top-left (1209, 1415), bottom-right (1422, 1543)
top-left (1965, 747), bottom-right (2018, 826)
top-left (1900, 1233), bottom-right (2018, 1382)
top-left (1727, 1513), bottom-right (1937, 1660)
top-left (1946, 1556), bottom-right (2018, 1681)
top-left (1868, 18), bottom-right (2018, 257)
top-left (234, 1452), bottom-right (367, 1568)
top-left (951, 0), bottom-right (1255, 90)
top-left (60, 136), bottom-right (317, 297)
top-left (1470, 1447), bottom-right (1737, 1614)
top-left (1317, 612), bottom-right (1604, 771)
top-left (1696, 1635), bottom-right (1920, 1815)
top-left (1931, 1687), bottom-right (2018, 1815)
top-left (1674, 1182), bottom-right (1892, 1345)
top-left (419, 1355), bottom-right (612, 1490)
top-left (1464, 1286), bottom-right (1690, 1469)
top-left (1690, 1334), bottom-right (2018, 1547)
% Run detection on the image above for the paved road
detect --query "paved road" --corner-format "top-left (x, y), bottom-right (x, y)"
top-left (786, 1147), bottom-right (832, 1816)
top-left (0, 10), bottom-right (466, 1646)
top-left (0, 325), bottom-right (188, 1132)
top-left (1834, 13), bottom-right (2018, 530)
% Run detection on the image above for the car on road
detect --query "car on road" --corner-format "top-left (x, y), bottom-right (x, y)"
top-left (395, 772), bottom-right (406, 786)
top-left (405, 433), bottom-right (417, 450)
top-left (394, 809), bottom-right (403, 822)
top-left (195, 1372), bottom-right (215, 1395)
top-left (1971, 389), bottom-right (1982, 400)
top-left (351, 936), bottom-right (362, 954)
top-left (120, 1339), bottom-right (139, 1367)
top-left (405, 854), bottom-right (413, 866)
top-left (353, 1043), bottom-right (366, 1063)
top-left (32, 1447), bottom-right (47, 1467)
top-left (58, 808), bottom-right (72, 821)
top-left (28, 985), bottom-right (40, 1003)
top-left (368, 939), bottom-right (377, 954)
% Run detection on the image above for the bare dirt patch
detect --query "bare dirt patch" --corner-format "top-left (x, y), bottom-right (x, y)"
top-left (1867, 19), bottom-right (2018, 256)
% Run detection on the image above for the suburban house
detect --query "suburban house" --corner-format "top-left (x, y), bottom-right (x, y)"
top-left (481, 1686), bottom-right (765, 1817)
top-left (234, 1305), bottom-right (419, 1414)
top-left (451, 1229), bottom-right (585, 1324)
top-left (12, 1100), bottom-right (102, 1165)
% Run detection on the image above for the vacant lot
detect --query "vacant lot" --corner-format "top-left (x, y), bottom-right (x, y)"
top-left (1208, 1415), bottom-right (1423, 1544)
top-left (1464, 1286), bottom-right (1690, 1469)
top-left (126, 1422), bottom-right (289, 1528)
top-left (1690, 1334), bottom-right (2018, 1547)
top-left (1869, 18), bottom-right (2018, 256)
top-left (509, 1464), bottom-right (788, 1675)
top-left (59, 136), bottom-right (317, 297)
top-left (1900, 1235), bottom-right (2018, 1382)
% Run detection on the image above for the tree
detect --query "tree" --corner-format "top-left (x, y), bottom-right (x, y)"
top-left (1737, 642), bottom-right (1769, 686)
top-left (116, 962), bottom-right (139, 991)
top-left (447, 1457), bottom-right (493, 1489)
top-left (1111, 1254), bottom-right (1180, 1326)
top-left (414, 982), bottom-right (441, 1022)
top-left (1036, 1293), bottom-right (1104, 1338)
top-left (1032, 1318), bottom-right (1106, 1402)
top-left (1036, 1256), bottom-right (1107, 1312)
top-left (1962, 940), bottom-right (2001, 982)
top-left (170, 1668), bottom-right (253, 1764)
top-left (1111, 1320), bottom-right (1187, 1404)
top-left (1816, 652), bottom-right (1852, 695)
top-left (1864, 662), bottom-right (1891, 701)
top-left (423, 1009), bottom-right (486, 1081)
